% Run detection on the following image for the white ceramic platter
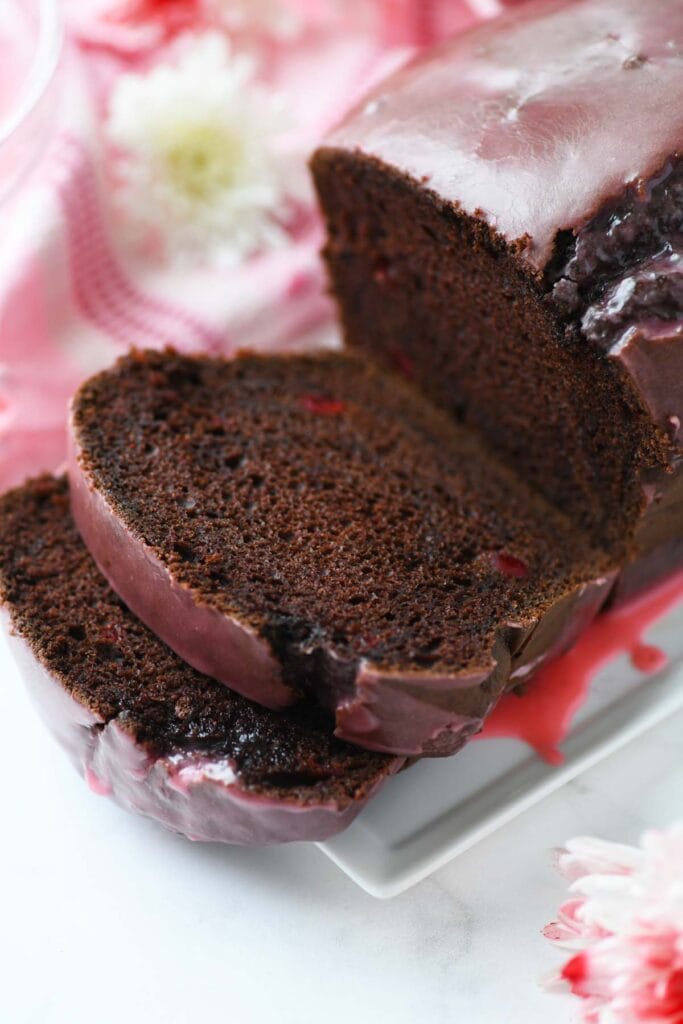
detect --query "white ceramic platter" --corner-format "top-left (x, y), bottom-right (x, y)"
top-left (319, 604), bottom-right (683, 898)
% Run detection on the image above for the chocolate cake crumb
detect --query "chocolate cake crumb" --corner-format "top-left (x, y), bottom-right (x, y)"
top-left (0, 476), bottom-right (395, 807)
top-left (70, 349), bottom-right (609, 711)
top-left (312, 149), bottom-right (665, 555)
top-left (311, 0), bottom-right (683, 571)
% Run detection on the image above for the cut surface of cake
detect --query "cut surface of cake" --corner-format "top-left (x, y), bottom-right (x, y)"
top-left (0, 476), bottom-right (402, 844)
top-left (69, 349), bottom-right (613, 756)
top-left (312, 0), bottom-right (683, 583)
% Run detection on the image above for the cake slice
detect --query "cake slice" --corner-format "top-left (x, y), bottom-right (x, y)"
top-left (0, 476), bottom-right (401, 844)
top-left (312, 0), bottom-right (683, 589)
top-left (68, 349), bottom-right (613, 756)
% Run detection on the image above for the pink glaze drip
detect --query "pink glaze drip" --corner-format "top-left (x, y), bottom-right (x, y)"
top-left (85, 767), bottom-right (112, 797)
top-left (630, 643), bottom-right (668, 674)
top-left (479, 569), bottom-right (683, 764)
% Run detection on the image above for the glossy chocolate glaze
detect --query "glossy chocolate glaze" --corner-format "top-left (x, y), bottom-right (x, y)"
top-left (551, 161), bottom-right (683, 314)
top-left (580, 255), bottom-right (683, 351)
top-left (551, 159), bottom-right (683, 439)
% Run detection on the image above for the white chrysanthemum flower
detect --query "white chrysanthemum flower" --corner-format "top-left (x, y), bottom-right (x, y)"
top-left (106, 33), bottom-right (294, 265)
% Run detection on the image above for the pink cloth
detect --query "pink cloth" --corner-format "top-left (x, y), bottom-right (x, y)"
top-left (0, 0), bottom-right (519, 491)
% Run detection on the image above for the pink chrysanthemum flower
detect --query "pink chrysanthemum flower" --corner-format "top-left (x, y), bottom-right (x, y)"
top-left (545, 826), bottom-right (683, 1023)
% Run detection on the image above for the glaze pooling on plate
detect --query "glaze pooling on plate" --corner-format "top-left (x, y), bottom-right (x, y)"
top-left (479, 568), bottom-right (683, 763)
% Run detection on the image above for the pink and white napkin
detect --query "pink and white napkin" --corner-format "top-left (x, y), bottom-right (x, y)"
top-left (0, 0), bottom-right (516, 490)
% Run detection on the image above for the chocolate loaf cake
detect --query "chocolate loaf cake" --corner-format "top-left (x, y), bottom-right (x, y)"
top-left (312, 0), bottom-right (683, 584)
top-left (69, 349), bottom-right (613, 756)
top-left (0, 476), bottom-right (402, 844)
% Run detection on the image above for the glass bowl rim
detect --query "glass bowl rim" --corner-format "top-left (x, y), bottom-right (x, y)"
top-left (0, 0), bottom-right (64, 149)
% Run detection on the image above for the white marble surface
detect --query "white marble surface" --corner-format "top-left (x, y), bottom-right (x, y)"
top-left (2, 626), bottom-right (681, 1024)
